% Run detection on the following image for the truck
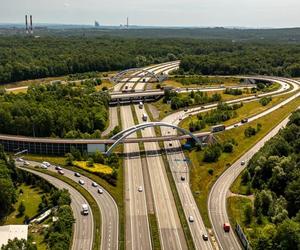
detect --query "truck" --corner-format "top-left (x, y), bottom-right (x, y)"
top-left (82, 204), bottom-right (89, 216)
top-left (211, 124), bottom-right (226, 133)
top-left (139, 102), bottom-right (143, 109)
top-left (142, 113), bottom-right (148, 122)
top-left (223, 223), bottom-right (230, 232)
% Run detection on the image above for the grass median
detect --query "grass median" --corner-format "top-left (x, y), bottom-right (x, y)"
top-left (25, 166), bottom-right (101, 250)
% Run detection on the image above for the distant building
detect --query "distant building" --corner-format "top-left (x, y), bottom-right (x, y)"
top-left (94, 21), bottom-right (100, 27)
top-left (0, 225), bottom-right (28, 247)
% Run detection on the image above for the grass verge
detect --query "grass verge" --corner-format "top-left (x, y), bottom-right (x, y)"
top-left (148, 214), bottom-right (161, 250)
top-left (162, 153), bottom-right (196, 250)
top-left (188, 95), bottom-right (300, 227)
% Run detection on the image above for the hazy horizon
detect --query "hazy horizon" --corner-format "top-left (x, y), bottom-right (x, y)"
top-left (1, 0), bottom-right (300, 28)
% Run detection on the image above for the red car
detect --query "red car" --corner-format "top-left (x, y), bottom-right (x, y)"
top-left (223, 223), bottom-right (230, 232)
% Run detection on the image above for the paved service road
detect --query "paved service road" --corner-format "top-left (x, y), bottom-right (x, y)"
top-left (24, 160), bottom-right (119, 250)
top-left (18, 167), bottom-right (94, 250)
top-left (102, 106), bottom-right (119, 137)
top-left (135, 105), bottom-right (188, 250)
top-left (120, 105), bottom-right (152, 250)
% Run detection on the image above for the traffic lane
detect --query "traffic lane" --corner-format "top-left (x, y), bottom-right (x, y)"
top-left (163, 138), bottom-right (214, 250)
top-left (18, 167), bottom-right (94, 250)
top-left (135, 106), bottom-right (187, 250)
top-left (26, 160), bottom-right (119, 250)
top-left (102, 106), bottom-right (119, 137)
top-left (208, 114), bottom-right (294, 250)
top-left (120, 105), bottom-right (152, 250)
top-left (47, 165), bottom-right (119, 250)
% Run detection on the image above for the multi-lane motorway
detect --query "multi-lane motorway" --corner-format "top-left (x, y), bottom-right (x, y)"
top-left (8, 61), bottom-right (300, 250)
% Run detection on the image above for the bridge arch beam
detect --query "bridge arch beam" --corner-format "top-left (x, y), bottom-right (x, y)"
top-left (106, 122), bottom-right (202, 155)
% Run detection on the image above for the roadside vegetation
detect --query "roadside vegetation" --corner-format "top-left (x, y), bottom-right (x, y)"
top-left (228, 109), bottom-right (300, 249)
top-left (186, 96), bottom-right (300, 227)
top-left (0, 146), bottom-right (75, 250)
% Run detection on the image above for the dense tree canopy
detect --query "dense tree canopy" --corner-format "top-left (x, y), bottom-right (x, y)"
top-left (242, 110), bottom-right (300, 249)
top-left (1, 36), bottom-right (300, 83)
top-left (0, 82), bottom-right (110, 138)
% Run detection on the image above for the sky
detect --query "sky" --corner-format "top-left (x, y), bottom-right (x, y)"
top-left (1, 0), bottom-right (300, 28)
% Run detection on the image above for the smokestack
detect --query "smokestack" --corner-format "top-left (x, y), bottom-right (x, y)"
top-left (30, 15), bottom-right (33, 34)
top-left (25, 15), bottom-right (28, 33)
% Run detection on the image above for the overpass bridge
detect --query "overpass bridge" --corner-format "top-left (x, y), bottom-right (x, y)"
top-left (0, 123), bottom-right (214, 156)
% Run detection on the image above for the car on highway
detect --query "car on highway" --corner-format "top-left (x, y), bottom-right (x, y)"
top-left (58, 170), bottom-right (64, 175)
top-left (188, 216), bottom-right (194, 222)
top-left (241, 160), bottom-right (246, 165)
top-left (234, 124), bottom-right (239, 128)
top-left (202, 234), bottom-right (208, 241)
top-left (42, 161), bottom-right (51, 167)
top-left (23, 161), bottom-right (30, 166)
top-left (169, 142), bottom-right (173, 146)
top-left (241, 118), bottom-right (249, 123)
top-left (181, 176), bottom-right (185, 181)
top-left (138, 186), bottom-right (143, 192)
top-left (16, 158), bottom-right (24, 162)
top-left (40, 164), bottom-right (48, 169)
top-left (79, 180), bottom-right (85, 185)
top-left (82, 204), bottom-right (89, 216)
top-left (184, 108), bottom-right (188, 112)
top-left (74, 172), bottom-right (81, 177)
top-left (92, 182), bottom-right (98, 187)
top-left (179, 117), bottom-right (182, 121)
top-left (98, 188), bottom-right (103, 194)
top-left (223, 223), bottom-right (230, 232)
top-left (201, 106), bottom-right (205, 109)
top-left (55, 166), bottom-right (62, 171)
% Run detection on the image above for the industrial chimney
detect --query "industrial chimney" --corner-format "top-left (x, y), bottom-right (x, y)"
top-left (30, 15), bottom-right (33, 34)
top-left (25, 15), bottom-right (29, 33)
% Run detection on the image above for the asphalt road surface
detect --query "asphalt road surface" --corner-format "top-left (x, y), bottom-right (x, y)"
top-left (25, 160), bottom-right (119, 250)
top-left (120, 105), bottom-right (152, 250)
top-left (208, 111), bottom-right (298, 250)
top-left (135, 105), bottom-right (188, 250)
top-left (102, 106), bottom-right (119, 137)
top-left (18, 166), bottom-right (94, 250)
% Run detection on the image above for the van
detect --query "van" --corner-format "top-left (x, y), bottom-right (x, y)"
top-left (82, 204), bottom-right (89, 215)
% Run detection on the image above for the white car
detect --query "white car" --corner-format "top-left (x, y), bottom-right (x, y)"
top-left (74, 172), bottom-right (81, 177)
top-left (23, 161), bottom-right (30, 166)
top-left (241, 160), bottom-right (246, 165)
top-left (40, 164), bottom-right (48, 169)
top-left (16, 158), bottom-right (24, 162)
top-left (138, 186), bottom-right (143, 192)
top-left (188, 216), bottom-right (194, 222)
top-left (98, 188), bottom-right (103, 194)
top-left (42, 161), bottom-right (51, 167)
top-left (79, 180), bottom-right (85, 185)
top-left (92, 182), bottom-right (98, 187)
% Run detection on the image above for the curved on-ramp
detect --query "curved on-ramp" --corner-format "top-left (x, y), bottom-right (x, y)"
top-left (18, 166), bottom-right (94, 250)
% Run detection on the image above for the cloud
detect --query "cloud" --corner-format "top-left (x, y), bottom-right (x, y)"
top-left (64, 2), bottom-right (70, 7)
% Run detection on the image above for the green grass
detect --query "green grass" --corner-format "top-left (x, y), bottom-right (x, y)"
top-left (230, 174), bottom-right (250, 195)
top-left (26, 166), bottom-right (101, 250)
top-left (148, 214), bottom-right (161, 250)
top-left (180, 92), bottom-right (295, 132)
top-left (4, 184), bottom-right (42, 225)
top-left (227, 196), bottom-right (252, 228)
top-left (162, 153), bottom-right (195, 250)
top-left (188, 95), bottom-right (300, 227)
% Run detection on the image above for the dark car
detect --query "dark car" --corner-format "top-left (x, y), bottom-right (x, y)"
top-left (202, 234), bottom-right (208, 241)
top-left (241, 118), bottom-right (248, 123)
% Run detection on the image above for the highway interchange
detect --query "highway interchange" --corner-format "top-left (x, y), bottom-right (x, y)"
top-left (12, 61), bottom-right (300, 250)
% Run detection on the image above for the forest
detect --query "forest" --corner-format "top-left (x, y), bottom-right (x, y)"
top-left (0, 82), bottom-right (110, 138)
top-left (1, 36), bottom-right (300, 83)
top-left (240, 110), bottom-right (300, 249)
